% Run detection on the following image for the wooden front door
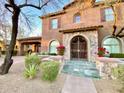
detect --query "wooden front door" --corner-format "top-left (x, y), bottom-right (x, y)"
top-left (71, 36), bottom-right (87, 59)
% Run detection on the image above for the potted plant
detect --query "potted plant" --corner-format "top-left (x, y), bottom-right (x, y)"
top-left (56, 45), bottom-right (65, 56)
top-left (98, 47), bottom-right (109, 57)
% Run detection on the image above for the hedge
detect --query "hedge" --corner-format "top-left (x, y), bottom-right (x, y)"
top-left (110, 53), bottom-right (124, 58)
top-left (48, 53), bottom-right (57, 56)
top-left (1, 50), bottom-right (17, 56)
top-left (1, 51), bottom-right (6, 55)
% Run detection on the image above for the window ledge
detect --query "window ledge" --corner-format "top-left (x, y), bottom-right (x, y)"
top-left (102, 20), bottom-right (114, 23)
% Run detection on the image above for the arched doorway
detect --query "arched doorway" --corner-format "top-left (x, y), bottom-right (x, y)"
top-left (70, 36), bottom-right (87, 59)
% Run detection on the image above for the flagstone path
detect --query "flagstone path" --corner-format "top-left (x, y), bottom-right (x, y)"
top-left (61, 75), bottom-right (97, 93)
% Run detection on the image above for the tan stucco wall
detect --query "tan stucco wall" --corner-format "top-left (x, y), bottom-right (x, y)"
top-left (0, 42), bottom-right (5, 51)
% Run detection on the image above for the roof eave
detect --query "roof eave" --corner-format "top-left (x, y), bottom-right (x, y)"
top-left (17, 37), bottom-right (42, 41)
top-left (40, 11), bottom-right (66, 19)
top-left (59, 25), bottom-right (103, 33)
top-left (63, 0), bottom-right (77, 10)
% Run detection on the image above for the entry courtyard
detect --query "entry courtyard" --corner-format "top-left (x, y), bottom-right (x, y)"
top-left (0, 56), bottom-right (123, 93)
top-left (0, 0), bottom-right (124, 93)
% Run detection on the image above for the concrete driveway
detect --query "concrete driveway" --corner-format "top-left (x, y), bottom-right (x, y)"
top-left (0, 56), bottom-right (25, 65)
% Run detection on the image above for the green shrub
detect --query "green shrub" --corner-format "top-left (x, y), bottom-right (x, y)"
top-left (112, 65), bottom-right (124, 81)
top-left (48, 53), bottom-right (57, 56)
top-left (112, 65), bottom-right (124, 93)
top-left (110, 53), bottom-right (124, 58)
top-left (41, 52), bottom-right (49, 55)
top-left (24, 64), bottom-right (37, 79)
top-left (40, 61), bottom-right (60, 81)
top-left (1, 50), bottom-right (17, 56)
top-left (41, 52), bottom-right (45, 55)
top-left (25, 54), bottom-right (41, 68)
top-left (120, 87), bottom-right (124, 93)
top-left (23, 51), bottom-right (27, 56)
top-left (42, 52), bottom-right (57, 56)
top-left (1, 51), bottom-right (6, 55)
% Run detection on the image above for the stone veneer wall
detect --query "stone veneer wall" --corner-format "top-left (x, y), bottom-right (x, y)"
top-left (63, 30), bottom-right (98, 62)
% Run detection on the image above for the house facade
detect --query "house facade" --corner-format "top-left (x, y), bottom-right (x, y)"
top-left (0, 41), bottom-right (5, 51)
top-left (0, 37), bottom-right (41, 56)
top-left (41, 0), bottom-right (124, 61)
top-left (17, 37), bottom-right (41, 55)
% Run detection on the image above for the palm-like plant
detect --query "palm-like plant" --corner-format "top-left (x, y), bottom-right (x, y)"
top-left (24, 64), bottom-right (37, 79)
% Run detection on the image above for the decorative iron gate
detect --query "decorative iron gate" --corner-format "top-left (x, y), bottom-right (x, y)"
top-left (71, 36), bottom-right (87, 59)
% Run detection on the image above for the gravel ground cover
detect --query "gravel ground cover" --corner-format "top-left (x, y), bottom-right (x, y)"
top-left (93, 79), bottom-right (122, 93)
top-left (0, 56), bottom-right (66, 93)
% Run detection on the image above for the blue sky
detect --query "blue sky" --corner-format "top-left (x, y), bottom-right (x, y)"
top-left (1, 0), bottom-right (71, 37)
top-left (20, 0), bottom-right (71, 37)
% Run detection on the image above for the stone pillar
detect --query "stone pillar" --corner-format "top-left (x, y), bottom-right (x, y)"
top-left (89, 31), bottom-right (98, 62)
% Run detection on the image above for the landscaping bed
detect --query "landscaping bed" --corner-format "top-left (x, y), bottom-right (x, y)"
top-left (93, 79), bottom-right (122, 93)
top-left (95, 56), bottom-right (124, 93)
top-left (0, 57), bottom-right (67, 93)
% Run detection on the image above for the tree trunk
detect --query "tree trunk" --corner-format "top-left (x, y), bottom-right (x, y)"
top-left (0, 7), bottom-right (20, 75)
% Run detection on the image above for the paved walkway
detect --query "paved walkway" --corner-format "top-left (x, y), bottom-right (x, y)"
top-left (61, 75), bottom-right (97, 93)
top-left (0, 56), bottom-right (25, 65)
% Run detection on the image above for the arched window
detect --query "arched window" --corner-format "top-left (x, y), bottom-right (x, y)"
top-left (74, 13), bottom-right (81, 23)
top-left (103, 38), bottom-right (121, 53)
top-left (49, 40), bottom-right (59, 54)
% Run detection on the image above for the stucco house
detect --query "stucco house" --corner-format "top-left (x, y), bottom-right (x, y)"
top-left (0, 41), bottom-right (5, 51)
top-left (40, 0), bottom-right (124, 61)
top-left (17, 37), bottom-right (41, 55)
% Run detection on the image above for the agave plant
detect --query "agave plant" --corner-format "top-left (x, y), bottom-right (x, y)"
top-left (24, 64), bottom-right (37, 79)
top-left (25, 54), bottom-right (41, 68)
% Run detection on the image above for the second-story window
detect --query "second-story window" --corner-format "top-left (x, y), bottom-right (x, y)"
top-left (74, 13), bottom-right (81, 23)
top-left (101, 7), bottom-right (114, 22)
top-left (104, 8), bottom-right (114, 21)
top-left (51, 19), bottom-right (58, 29)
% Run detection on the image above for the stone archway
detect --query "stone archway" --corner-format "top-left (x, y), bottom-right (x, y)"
top-left (70, 35), bottom-right (87, 59)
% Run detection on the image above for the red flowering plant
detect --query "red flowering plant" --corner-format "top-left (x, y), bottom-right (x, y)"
top-left (56, 45), bottom-right (65, 55)
top-left (98, 47), bottom-right (109, 57)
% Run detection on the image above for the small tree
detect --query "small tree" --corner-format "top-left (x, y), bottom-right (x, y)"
top-left (0, 0), bottom-right (61, 75)
top-left (104, 0), bottom-right (124, 38)
top-left (0, 0), bottom-right (11, 49)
